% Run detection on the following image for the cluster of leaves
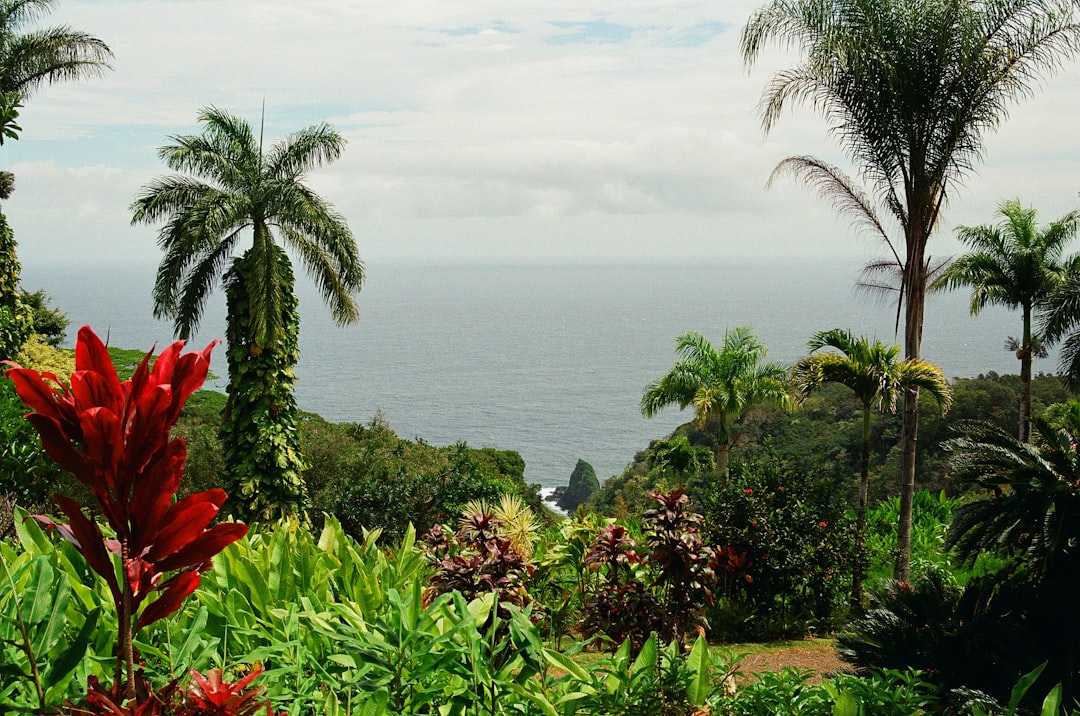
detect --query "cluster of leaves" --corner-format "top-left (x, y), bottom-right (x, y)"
top-left (0, 210), bottom-right (33, 362)
top-left (422, 501), bottom-right (537, 616)
top-left (697, 455), bottom-right (860, 641)
top-left (580, 490), bottom-right (717, 651)
top-left (843, 415), bottom-right (1080, 708)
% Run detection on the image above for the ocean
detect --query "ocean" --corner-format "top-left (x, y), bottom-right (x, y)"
top-left (19, 258), bottom-right (1035, 490)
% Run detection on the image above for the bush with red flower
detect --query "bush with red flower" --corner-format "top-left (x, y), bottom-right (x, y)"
top-left (5, 326), bottom-right (273, 714)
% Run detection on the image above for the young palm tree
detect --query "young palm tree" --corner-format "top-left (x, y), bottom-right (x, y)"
top-left (932, 199), bottom-right (1080, 443)
top-left (131, 106), bottom-right (364, 520)
top-left (641, 327), bottom-right (792, 480)
top-left (0, 0), bottom-right (112, 97)
top-left (741, 0), bottom-right (1080, 581)
top-left (793, 328), bottom-right (950, 605)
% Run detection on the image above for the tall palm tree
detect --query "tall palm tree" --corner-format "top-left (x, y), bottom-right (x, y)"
top-left (741, 0), bottom-right (1080, 581)
top-left (131, 106), bottom-right (364, 520)
top-left (0, 0), bottom-right (112, 97)
top-left (932, 199), bottom-right (1080, 442)
top-left (641, 327), bottom-right (792, 480)
top-left (793, 328), bottom-right (950, 605)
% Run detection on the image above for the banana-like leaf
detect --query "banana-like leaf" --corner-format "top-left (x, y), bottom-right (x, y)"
top-left (685, 636), bottom-right (711, 707)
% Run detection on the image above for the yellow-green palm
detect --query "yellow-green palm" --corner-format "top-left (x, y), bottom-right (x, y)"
top-left (641, 327), bottom-right (792, 479)
top-left (793, 328), bottom-right (950, 605)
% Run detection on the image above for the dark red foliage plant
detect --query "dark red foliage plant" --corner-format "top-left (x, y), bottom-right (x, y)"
top-left (4, 326), bottom-right (250, 708)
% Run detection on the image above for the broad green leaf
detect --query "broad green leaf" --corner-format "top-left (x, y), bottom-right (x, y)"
top-left (541, 648), bottom-right (590, 682)
top-left (630, 632), bottom-right (658, 675)
top-left (833, 689), bottom-right (858, 716)
top-left (171, 606), bottom-right (209, 669)
top-left (1009, 662), bottom-right (1047, 712)
top-left (509, 682), bottom-right (558, 716)
top-left (1040, 683), bottom-right (1063, 716)
top-left (686, 636), bottom-right (711, 706)
top-left (43, 607), bottom-right (100, 700)
top-left (21, 556), bottom-right (55, 626)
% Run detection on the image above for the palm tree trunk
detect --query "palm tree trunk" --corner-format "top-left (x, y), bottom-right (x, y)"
top-left (854, 405), bottom-right (872, 608)
top-left (1020, 306), bottom-right (1033, 443)
top-left (895, 244), bottom-right (927, 583)
top-left (716, 443), bottom-right (730, 481)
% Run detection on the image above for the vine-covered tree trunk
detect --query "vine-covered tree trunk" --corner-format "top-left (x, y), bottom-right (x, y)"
top-left (0, 210), bottom-right (32, 361)
top-left (221, 248), bottom-right (308, 521)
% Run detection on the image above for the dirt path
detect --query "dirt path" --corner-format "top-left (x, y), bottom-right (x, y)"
top-left (730, 639), bottom-right (851, 683)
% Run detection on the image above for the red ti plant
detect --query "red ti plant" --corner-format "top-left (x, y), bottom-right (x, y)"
top-left (4, 326), bottom-right (248, 703)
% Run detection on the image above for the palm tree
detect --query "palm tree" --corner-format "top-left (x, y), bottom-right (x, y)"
top-left (931, 199), bottom-right (1080, 443)
top-left (793, 328), bottom-right (950, 605)
top-left (741, 0), bottom-right (1080, 581)
top-left (131, 106), bottom-right (364, 520)
top-left (641, 327), bottom-right (792, 480)
top-left (0, 0), bottom-right (111, 97)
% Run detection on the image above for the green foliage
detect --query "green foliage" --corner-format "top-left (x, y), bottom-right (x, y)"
top-left (221, 249), bottom-right (307, 521)
top-left (18, 288), bottom-right (67, 347)
top-left (0, 91), bottom-right (21, 146)
top-left (698, 454), bottom-right (860, 641)
top-left (13, 334), bottom-right (74, 375)
top-left (721, 667), bottom-right (939, 716)
top-left (0, 377), bottom-right (69, 517)
top-left (306, 413), bottom-right (543, 543)
top-left (524, 634), bottom-right (708, 716)
top-left (0, 509), bottom-right (114, 712)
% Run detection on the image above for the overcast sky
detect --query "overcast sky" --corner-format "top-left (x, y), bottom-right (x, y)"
top-left (4, 0), bottom-right (1080, 269)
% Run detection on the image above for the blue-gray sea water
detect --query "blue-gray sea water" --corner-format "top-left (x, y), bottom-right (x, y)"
top-left (20, 258), bottom-right (1038, 490)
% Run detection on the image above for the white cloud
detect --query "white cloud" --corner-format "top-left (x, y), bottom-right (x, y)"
top-left (3, 0), bottom-right (1078, 266)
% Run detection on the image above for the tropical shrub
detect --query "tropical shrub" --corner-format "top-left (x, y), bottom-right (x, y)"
top-left (422, 502), bottom-right (537, 616)
top-left (698, 455), bottom-right (859, 640)
top-left (837, 564), bottom-right (1051, 707)
top-left (0, 210), bottom-right (33, 362)
top-left (579, 521), bottom-right (660, 649)
top-left (641, 489), bottom-right (717, 647)
top-left (4, 326), bottom-right (253, 712)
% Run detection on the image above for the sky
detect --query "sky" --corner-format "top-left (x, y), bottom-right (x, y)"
top-left (4, 0), bottom-right (1080, 269)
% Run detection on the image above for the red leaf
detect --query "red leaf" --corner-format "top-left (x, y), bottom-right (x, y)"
top-left (25, 413), bottom-right (90, 478)
top-left (145, 491), bottom-right (224, 562)
top-left (136, 571), bottom-right (201, 630)
top-left (3, 366), bottom-right (71, 424)
top-left (163, 339), bottom-right (217, 424)
top-left (155, 522), bottom-right (248, 574)
top-left (51, 495), bottom-right (121, 601)
top-left (73, 326), bottom-right (123, 398)
top-left (129, 444), bottom-right (186, 553)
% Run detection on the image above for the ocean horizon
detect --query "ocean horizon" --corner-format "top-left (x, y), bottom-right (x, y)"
top-left (20, 257), bottom-right (1042, 489)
